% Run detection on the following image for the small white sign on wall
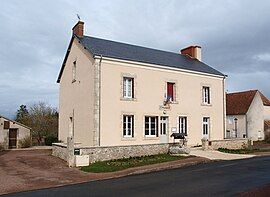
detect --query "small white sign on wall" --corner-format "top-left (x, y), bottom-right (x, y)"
top-left (171, 127), bottom-right (177, 133)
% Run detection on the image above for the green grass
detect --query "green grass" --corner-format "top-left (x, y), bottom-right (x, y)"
top-left (218, 148), bottom-right (270, 154)
top-left (218, 148), bottom-right (254, 154)
top-left (81, 154), bottom-right (189, 173)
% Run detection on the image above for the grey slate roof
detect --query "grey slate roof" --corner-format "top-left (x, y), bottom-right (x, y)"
top-left (78, 35), bottom-right (225, 77)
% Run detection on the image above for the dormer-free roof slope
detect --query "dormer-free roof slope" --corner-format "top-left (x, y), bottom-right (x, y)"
top-left (78, 35), bottom-right (225, 77)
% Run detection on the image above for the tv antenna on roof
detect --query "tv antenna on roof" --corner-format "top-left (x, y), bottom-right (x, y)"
top-left (76, 14), bottom-right (81, 21)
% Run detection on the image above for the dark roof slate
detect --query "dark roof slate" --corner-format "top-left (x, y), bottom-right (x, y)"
top-left (78, 36), bottom-right (225, 77)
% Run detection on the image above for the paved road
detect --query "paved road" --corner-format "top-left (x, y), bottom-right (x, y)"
top-left (4, 156), bottom-right (270, 197)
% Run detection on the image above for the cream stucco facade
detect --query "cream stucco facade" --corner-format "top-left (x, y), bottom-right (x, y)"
top-left (58, 37), bottom-right (226, 147)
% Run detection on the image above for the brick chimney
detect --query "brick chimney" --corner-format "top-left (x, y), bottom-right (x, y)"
top-left (72, 21), bottom-right (84, 38)
top-left (181, 46), bottom-right (202, 61)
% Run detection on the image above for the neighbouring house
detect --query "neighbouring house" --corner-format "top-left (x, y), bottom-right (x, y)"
top-left (226, 90), bottom-right (270, 141)
top-left (57, 21), bottom-right (226, 151)
top-left (0, 115), bottom-right (31, 149)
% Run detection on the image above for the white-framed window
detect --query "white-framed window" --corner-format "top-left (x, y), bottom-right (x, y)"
top-left (160, 116), bottom-right (168, 135)
top-left (123, 77), bottom-right (134, 99)
top-left (203, 117), bottom-right (210, 135)
top-left (228, 117), bottom-right (234, 125)
top-left (72, 61), bottom-right (76, 82)
top-left (179, 116), bottom-right (187, 135)
top-left (145, 116), bottom-right (158, 137)
top-left (123, 115), bottom-right (134, 138)
top-left (202, 86), bottom-right (210, 104)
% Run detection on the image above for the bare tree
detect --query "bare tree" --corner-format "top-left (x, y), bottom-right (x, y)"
top-left (15, 102), bottom-right (58, 145)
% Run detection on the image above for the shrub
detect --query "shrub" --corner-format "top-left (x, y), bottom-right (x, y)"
top-left (18, 136), bottom-right (32, 148)
top-left (45, 136), bottom-right (58, 146)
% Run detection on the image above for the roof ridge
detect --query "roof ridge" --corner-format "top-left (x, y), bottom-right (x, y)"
top-left (227, 89), bottom-right (258, 95)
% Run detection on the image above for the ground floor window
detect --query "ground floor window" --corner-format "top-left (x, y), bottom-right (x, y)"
top-left (203, 117), bottom-right (210, 136)
top-left (179, 116), bottom-right (187, 135)
top-left (145, 116), bottom-right (158, 137)
top-left (123, 115), bottom-right (134, 138)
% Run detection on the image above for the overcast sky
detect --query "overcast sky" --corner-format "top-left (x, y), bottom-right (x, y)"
top-left (1, 0), bottom-right (270, 118)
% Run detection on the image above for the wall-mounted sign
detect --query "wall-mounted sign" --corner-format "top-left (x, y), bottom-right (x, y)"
top-left (171, 127), bottom-right (177, 133)
top-left (74, 148), bottom-right (80, 155)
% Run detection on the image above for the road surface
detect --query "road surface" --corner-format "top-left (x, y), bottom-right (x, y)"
top-left (4, 156), bottom-right (270, 197)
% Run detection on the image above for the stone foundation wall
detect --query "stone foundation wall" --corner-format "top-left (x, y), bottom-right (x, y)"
top-left (52, 143), bottom-right (171, 164)
top-left (52, 143), bottom-right (68, 161)
top-left (81, 143), bottom-right (170, 163)
top-left (202, 138), bottom-right (252, 150)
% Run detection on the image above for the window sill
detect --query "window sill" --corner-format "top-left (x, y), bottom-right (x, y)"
top-left (201, 103), bottom-right (212, 107)
top-left (143, 136), bottom-right (159, 140)
top-left (120, 97), bottom-right (137, 102)
top-left (121, 137), bottom-right (136, 141)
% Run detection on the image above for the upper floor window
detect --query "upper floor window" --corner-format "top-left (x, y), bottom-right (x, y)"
top-left (72, 61), bottom-right (77, 82)
top-left (179, 116), bottom-right (187, 135)
top-left (123, 115), bottom-right (134, 138)
top-left (202, 86), bottom-right (210, 104)
top-left (123, 77), bottom-right (134, 99)
top-left (167, 82), bottom-right (175, 102)
top-left (145, 116), bottom-right (158, 137)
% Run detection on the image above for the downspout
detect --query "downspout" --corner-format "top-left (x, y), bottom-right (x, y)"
top-left (223, 76), bottom-right (226, 139)
top-left (98, 55), bottom-right (102, 146)
top-left (245, 114), bottom-right (248, 138)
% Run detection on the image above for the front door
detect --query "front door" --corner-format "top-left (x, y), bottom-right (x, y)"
top-left (9, 129), bottom-right (17, 149)
top-left (202, 117), bottom-right (210, 139)
top-left (160, 116), bottom-right (168, 143)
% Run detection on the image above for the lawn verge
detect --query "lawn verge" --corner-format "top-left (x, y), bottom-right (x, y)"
top-left (81, 154), bottom-right (191, 173)
top-left (218, 148), bottom-right (270, 154)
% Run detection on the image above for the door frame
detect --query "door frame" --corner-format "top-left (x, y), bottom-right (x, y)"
top-left (9, 128), bottom-right (18, 149)
top-left (160, 116), bottom-right (169, 143)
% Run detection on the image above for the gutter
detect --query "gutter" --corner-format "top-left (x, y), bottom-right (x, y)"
top-left (94, 56), bottom-right (226, 79)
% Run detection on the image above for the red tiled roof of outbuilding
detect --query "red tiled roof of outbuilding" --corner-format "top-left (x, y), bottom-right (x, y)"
top-left (226, 90), bottom-right (270, 115)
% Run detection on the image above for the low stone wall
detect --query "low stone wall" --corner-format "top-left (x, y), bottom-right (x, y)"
top-left (202, 138), bottom-right (252, 150)
top-left (52, 143), bottom-right (171, 164)
top-left (52, 143), bottom-right (68, 161)
top-left (82, 143), bottom-right (170, 163)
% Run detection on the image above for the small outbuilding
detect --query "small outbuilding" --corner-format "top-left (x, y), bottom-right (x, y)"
top-left (226, 90), bottom-right (270, 141)
top-left (0, 115), bottom-right (31, 149)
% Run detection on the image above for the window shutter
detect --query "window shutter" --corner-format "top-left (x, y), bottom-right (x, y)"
top-left (167, 83), bottom-right (174, 100)
top-left (208, 88), bottom-right (210, 104)
top-left (132, 78), bottom-right (134, 98)
top-left (123, 78), bottom-right (126, 97)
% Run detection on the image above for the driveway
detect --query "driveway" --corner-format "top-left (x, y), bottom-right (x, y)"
top-left (4, 156), bottom-right (270, 197)
top-left (0, 149), bottom-right (94, 195)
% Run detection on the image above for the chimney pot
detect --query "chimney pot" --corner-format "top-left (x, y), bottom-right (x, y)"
top-left (181, 45), bottom-right (202, 61)
top-left (72, 21), bottom-right (84, 38)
